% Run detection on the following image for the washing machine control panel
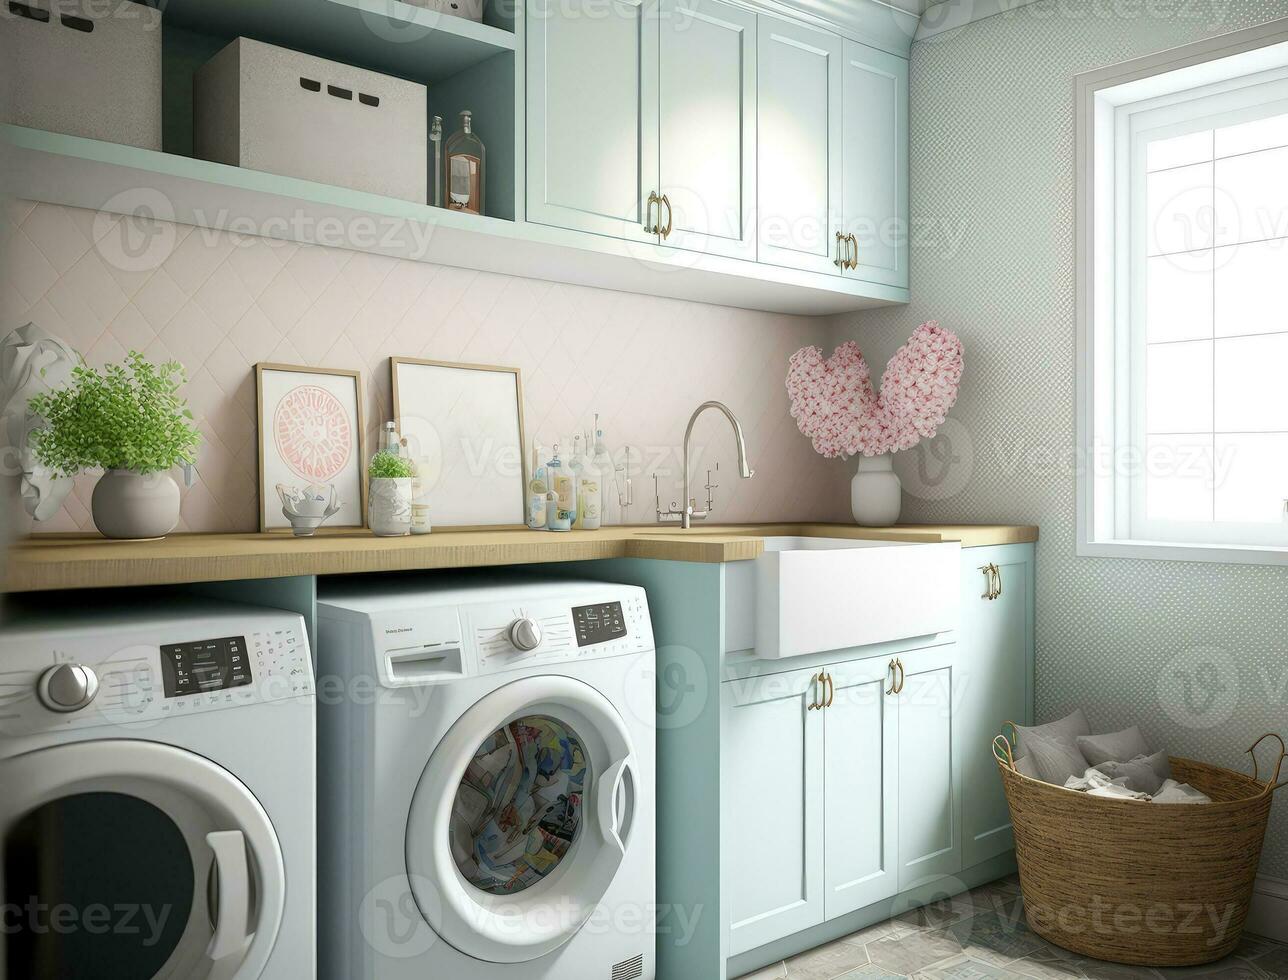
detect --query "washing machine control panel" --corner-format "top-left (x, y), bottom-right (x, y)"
top-left (0, 612), bottom-right (312, 735)
top-left (465, 587), bottom-right (652, 676)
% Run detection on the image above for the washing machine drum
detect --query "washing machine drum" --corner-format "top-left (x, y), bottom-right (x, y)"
top-left (405, 676), bottom-right (639, 964)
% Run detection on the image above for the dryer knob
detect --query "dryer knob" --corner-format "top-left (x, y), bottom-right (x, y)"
top-left (508, 618), bottom-right (543, 652)
top-left (38, 663), bottom-right (99, 713)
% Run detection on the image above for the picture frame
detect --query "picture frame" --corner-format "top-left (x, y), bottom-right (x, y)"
top-left (255, 363), bottom-right (367, 532)
top-left (390, 357), bottom-right (527, 527)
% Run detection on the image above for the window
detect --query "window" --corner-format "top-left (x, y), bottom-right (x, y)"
top-left (1077, 22), bottom-right (1288, 564)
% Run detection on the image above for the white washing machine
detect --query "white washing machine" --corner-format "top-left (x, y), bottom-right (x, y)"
top-left (0, 597), bottom-right (316, 980)
top-left (317, 577), bottom-right (656, 980)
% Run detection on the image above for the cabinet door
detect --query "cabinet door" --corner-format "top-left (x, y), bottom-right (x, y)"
top-left (896, 645), bottom-right (962, 891)
top-left (959, 546), bottom-right (1033, 869)
top-left (526, 0), bottom-right (659, 241)
top-left (841, 40), bottom-right (908, 288)
top-left (823, 657), bottom-right (899, 919)
top-left (755, 15), bottom-right (843, 275)
top-left (658, 0), bottom-right (756, 259)
top-left (722, 665), bottom-right (824, 955)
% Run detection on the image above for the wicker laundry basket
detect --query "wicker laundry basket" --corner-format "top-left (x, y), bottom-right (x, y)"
top-left (992, 730), bottom-right (1285, 967)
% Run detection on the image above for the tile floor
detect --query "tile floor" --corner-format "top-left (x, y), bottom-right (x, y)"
top-left (737, 875), bottom-right (1288, 980)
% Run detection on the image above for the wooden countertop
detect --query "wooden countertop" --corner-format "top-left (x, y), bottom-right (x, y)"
top-left (3, 523), bottom-right (1038, 593)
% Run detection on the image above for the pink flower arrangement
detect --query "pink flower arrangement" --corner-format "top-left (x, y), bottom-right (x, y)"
top-left (787, 322), bottom-right (963, 458)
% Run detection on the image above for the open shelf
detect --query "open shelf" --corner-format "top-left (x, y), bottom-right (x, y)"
top-left (2, 124), bottom-right (910, 314)
top-left (140, 0), bottom-right (514, 84)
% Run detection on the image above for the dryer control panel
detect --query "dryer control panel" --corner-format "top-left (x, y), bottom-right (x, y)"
top-left (0, 607), bottom-right (312, 736)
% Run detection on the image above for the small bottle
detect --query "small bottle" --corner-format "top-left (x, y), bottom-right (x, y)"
top-left (410, 458), bottom-right (432, 535)
top-left (577, 440), bottom-right (601, 531)
top-left (429, 115), bottom-right (444, 208)
top-left (545, 491), bottom-right (568, 532)
top-left (379, 421), bottom-right (402, 455)
top-left (527, 443), bottom-right (548, 530)
top-left (591, 416), bottom-right (620, 526)
top-left (445, 110), bottom-right (486, 215)
top-left (547, 444), bottom-right (576, 530)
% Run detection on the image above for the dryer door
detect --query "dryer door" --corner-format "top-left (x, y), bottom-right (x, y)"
top-left (0, 740), bottom-right (286, 980)
top-left (405, 675), bottom-right (639, 964)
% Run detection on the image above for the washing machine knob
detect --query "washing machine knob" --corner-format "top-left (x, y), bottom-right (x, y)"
top-left (508, 618), bottom-right (543, 652)
top-left (38, 663), bottom-right (99, 713)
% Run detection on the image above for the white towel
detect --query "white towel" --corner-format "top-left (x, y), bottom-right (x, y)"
top-left (1151, 779), bottom-right (1212, 804)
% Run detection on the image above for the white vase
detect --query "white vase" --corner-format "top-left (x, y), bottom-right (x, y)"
top-left (91, 469), bottom-right (181, 539)
top-left (368, 477), bottom-right (412, 537)
top-left (851, 453), bottom-right (902, 527)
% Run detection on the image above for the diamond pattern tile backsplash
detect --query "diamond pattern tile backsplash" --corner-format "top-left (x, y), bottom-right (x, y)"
top-left (1, 199), bottom-right (851, 534)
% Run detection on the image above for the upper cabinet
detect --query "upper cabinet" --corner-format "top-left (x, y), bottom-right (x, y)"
top-left (841, 40), bottom-right (909, 288)
top-left (658, 0), bottom-right (758, 259)
top-left (755, 16), bottom-right (844, 276)
top-left (525, 0), bottom-right (659, 241)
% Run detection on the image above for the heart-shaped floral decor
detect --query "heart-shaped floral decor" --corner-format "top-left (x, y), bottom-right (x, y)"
top-left (787, 321), bottom-right (963, 458)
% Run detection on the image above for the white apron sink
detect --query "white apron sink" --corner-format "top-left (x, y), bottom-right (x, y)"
top-left (725, 537), bottom-right (961, 658)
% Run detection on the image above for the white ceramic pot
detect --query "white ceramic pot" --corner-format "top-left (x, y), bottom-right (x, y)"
top-left (368, 477), bottom-right (412, 537)
top-left (851, 453), bottom-right (902, 527)
top-left (91, 469), bottom-right (181, 539)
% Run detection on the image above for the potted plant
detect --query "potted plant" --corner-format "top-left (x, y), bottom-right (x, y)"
top-left (787, 322), bottom-right (963, 527)
top-left (27, 352), bottom-right (199, 539)
top-left (367, 451), bottom-right (414, 537)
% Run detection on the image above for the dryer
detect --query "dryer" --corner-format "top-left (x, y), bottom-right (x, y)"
top-left (0, 597), bottom-right (315, 980)
top-left (317, 577), bottom-right (656, 980)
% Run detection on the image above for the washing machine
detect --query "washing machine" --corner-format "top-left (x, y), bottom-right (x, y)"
top-left (317, 577), bottom-right (656, 980)
top-left (0, 596), bottom-right (316, 980)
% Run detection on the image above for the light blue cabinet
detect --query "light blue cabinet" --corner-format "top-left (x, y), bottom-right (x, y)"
top-left (896, 645), bottom-right (962, 890)
top-left (959, 544), bottom-right (1035, 868)
top-left (723, 665), bottom-right (825, 955)
top-left (824, 655), bottom-right (899, 919)
top-left (841, 40), bottom-right (908, 288)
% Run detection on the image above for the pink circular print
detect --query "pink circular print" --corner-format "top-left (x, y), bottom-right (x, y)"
top-left (273, 385), bottom-right (353, 481)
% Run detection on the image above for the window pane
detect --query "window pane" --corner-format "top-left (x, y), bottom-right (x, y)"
top-left (1148, 129), bottom-right (1213, 171)
top-left (1215, 111), bottom-right (1288, 158)
top-left (1147, 162), bottom-right (1213, 256)
top-left (1214, 433), bottom-right (1288, 523)
top-left (1147, 250), bottom-right (1212, 343)
top-left (1214, 145), bottom-right (1288, 247)
top-left (1214, 239), bottom-right (1288, 337)
top-left (1147, 340), bottom-right (1213, 433)
top-left (1145, 434), bottom-right (1214, 522)
top-left (1214, 333), bottom-right (1288, 432)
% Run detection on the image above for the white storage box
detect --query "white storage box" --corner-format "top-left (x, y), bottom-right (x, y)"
top-left (0, 0), bottom-right (162, 149)
top-left (194, 38), bottom-right (427, 204)
top-left (398, 0), bottom-right (484, 21)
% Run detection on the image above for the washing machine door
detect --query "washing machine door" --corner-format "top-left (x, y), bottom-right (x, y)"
top-left (0, 740), bottom-right (286, 980)
top-left (405, 675), bottom-right (639, 964)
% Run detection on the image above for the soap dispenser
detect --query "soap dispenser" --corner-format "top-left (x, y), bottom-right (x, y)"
top-left (546, 443), bottom-right (574, 531)
top-left (591, 416), bottom-right (619, 526)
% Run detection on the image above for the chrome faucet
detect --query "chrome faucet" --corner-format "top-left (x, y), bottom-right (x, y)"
top-left (656, 401), bottom-right (755, 528)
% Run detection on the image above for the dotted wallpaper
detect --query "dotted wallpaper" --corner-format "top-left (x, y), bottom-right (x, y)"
top-left (832, 3), bottom-right (1288, 878)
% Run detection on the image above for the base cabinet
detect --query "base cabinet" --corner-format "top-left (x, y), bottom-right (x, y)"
top-left (959, 544), bottom-right (1034, 868)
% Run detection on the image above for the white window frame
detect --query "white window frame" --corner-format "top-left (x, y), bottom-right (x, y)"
top-left (1076, 18), bottom-right (1288, 566)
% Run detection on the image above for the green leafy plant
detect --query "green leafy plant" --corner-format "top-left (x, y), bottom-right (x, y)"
top-left (368, 451), bottom-right (414, 480)
top-left (27, 352), bottom-right (199, 477)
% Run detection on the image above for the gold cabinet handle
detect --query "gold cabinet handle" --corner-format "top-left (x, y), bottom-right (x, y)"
top-left (835, 231), bottom-right (847, 268)
top-left (992, 564), bottom-right (1003, 600)
top-left (660, 193), bottom-right (673, 239)
top-left (981, 563), bottom-right (1003, 600)
top-left (894, 658), bottom-right (905, 694)
top-left (885, 659), bottom-right (897, 695)
top-left (846, 233), bottom-right (859, 270)
top-left (807, 672), bottom-right (823, 710)
top-left (645, 191), bottom-right (661, 235)
top-left (824, 672), bottom-right (834, 708)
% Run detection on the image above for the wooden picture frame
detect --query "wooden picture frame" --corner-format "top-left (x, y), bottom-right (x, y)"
top-left (390, 357), bottom-right (527, 527)
top-left (255, 363), bottom-right (367, 532)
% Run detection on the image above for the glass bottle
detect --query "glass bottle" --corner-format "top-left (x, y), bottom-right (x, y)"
top-left (444, 110), bottom-right (485, 215)
top-left (429, 115), bottom-right (443, 208)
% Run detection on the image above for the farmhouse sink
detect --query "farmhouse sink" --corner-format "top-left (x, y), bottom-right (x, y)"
top-left (724, 536), bottom-right (961, 659)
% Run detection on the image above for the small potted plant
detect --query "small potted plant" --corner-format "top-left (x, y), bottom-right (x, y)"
top-left (367, 450), bottom-right (414, 537)
top-left (27, 352), bottom-right (199, 539)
